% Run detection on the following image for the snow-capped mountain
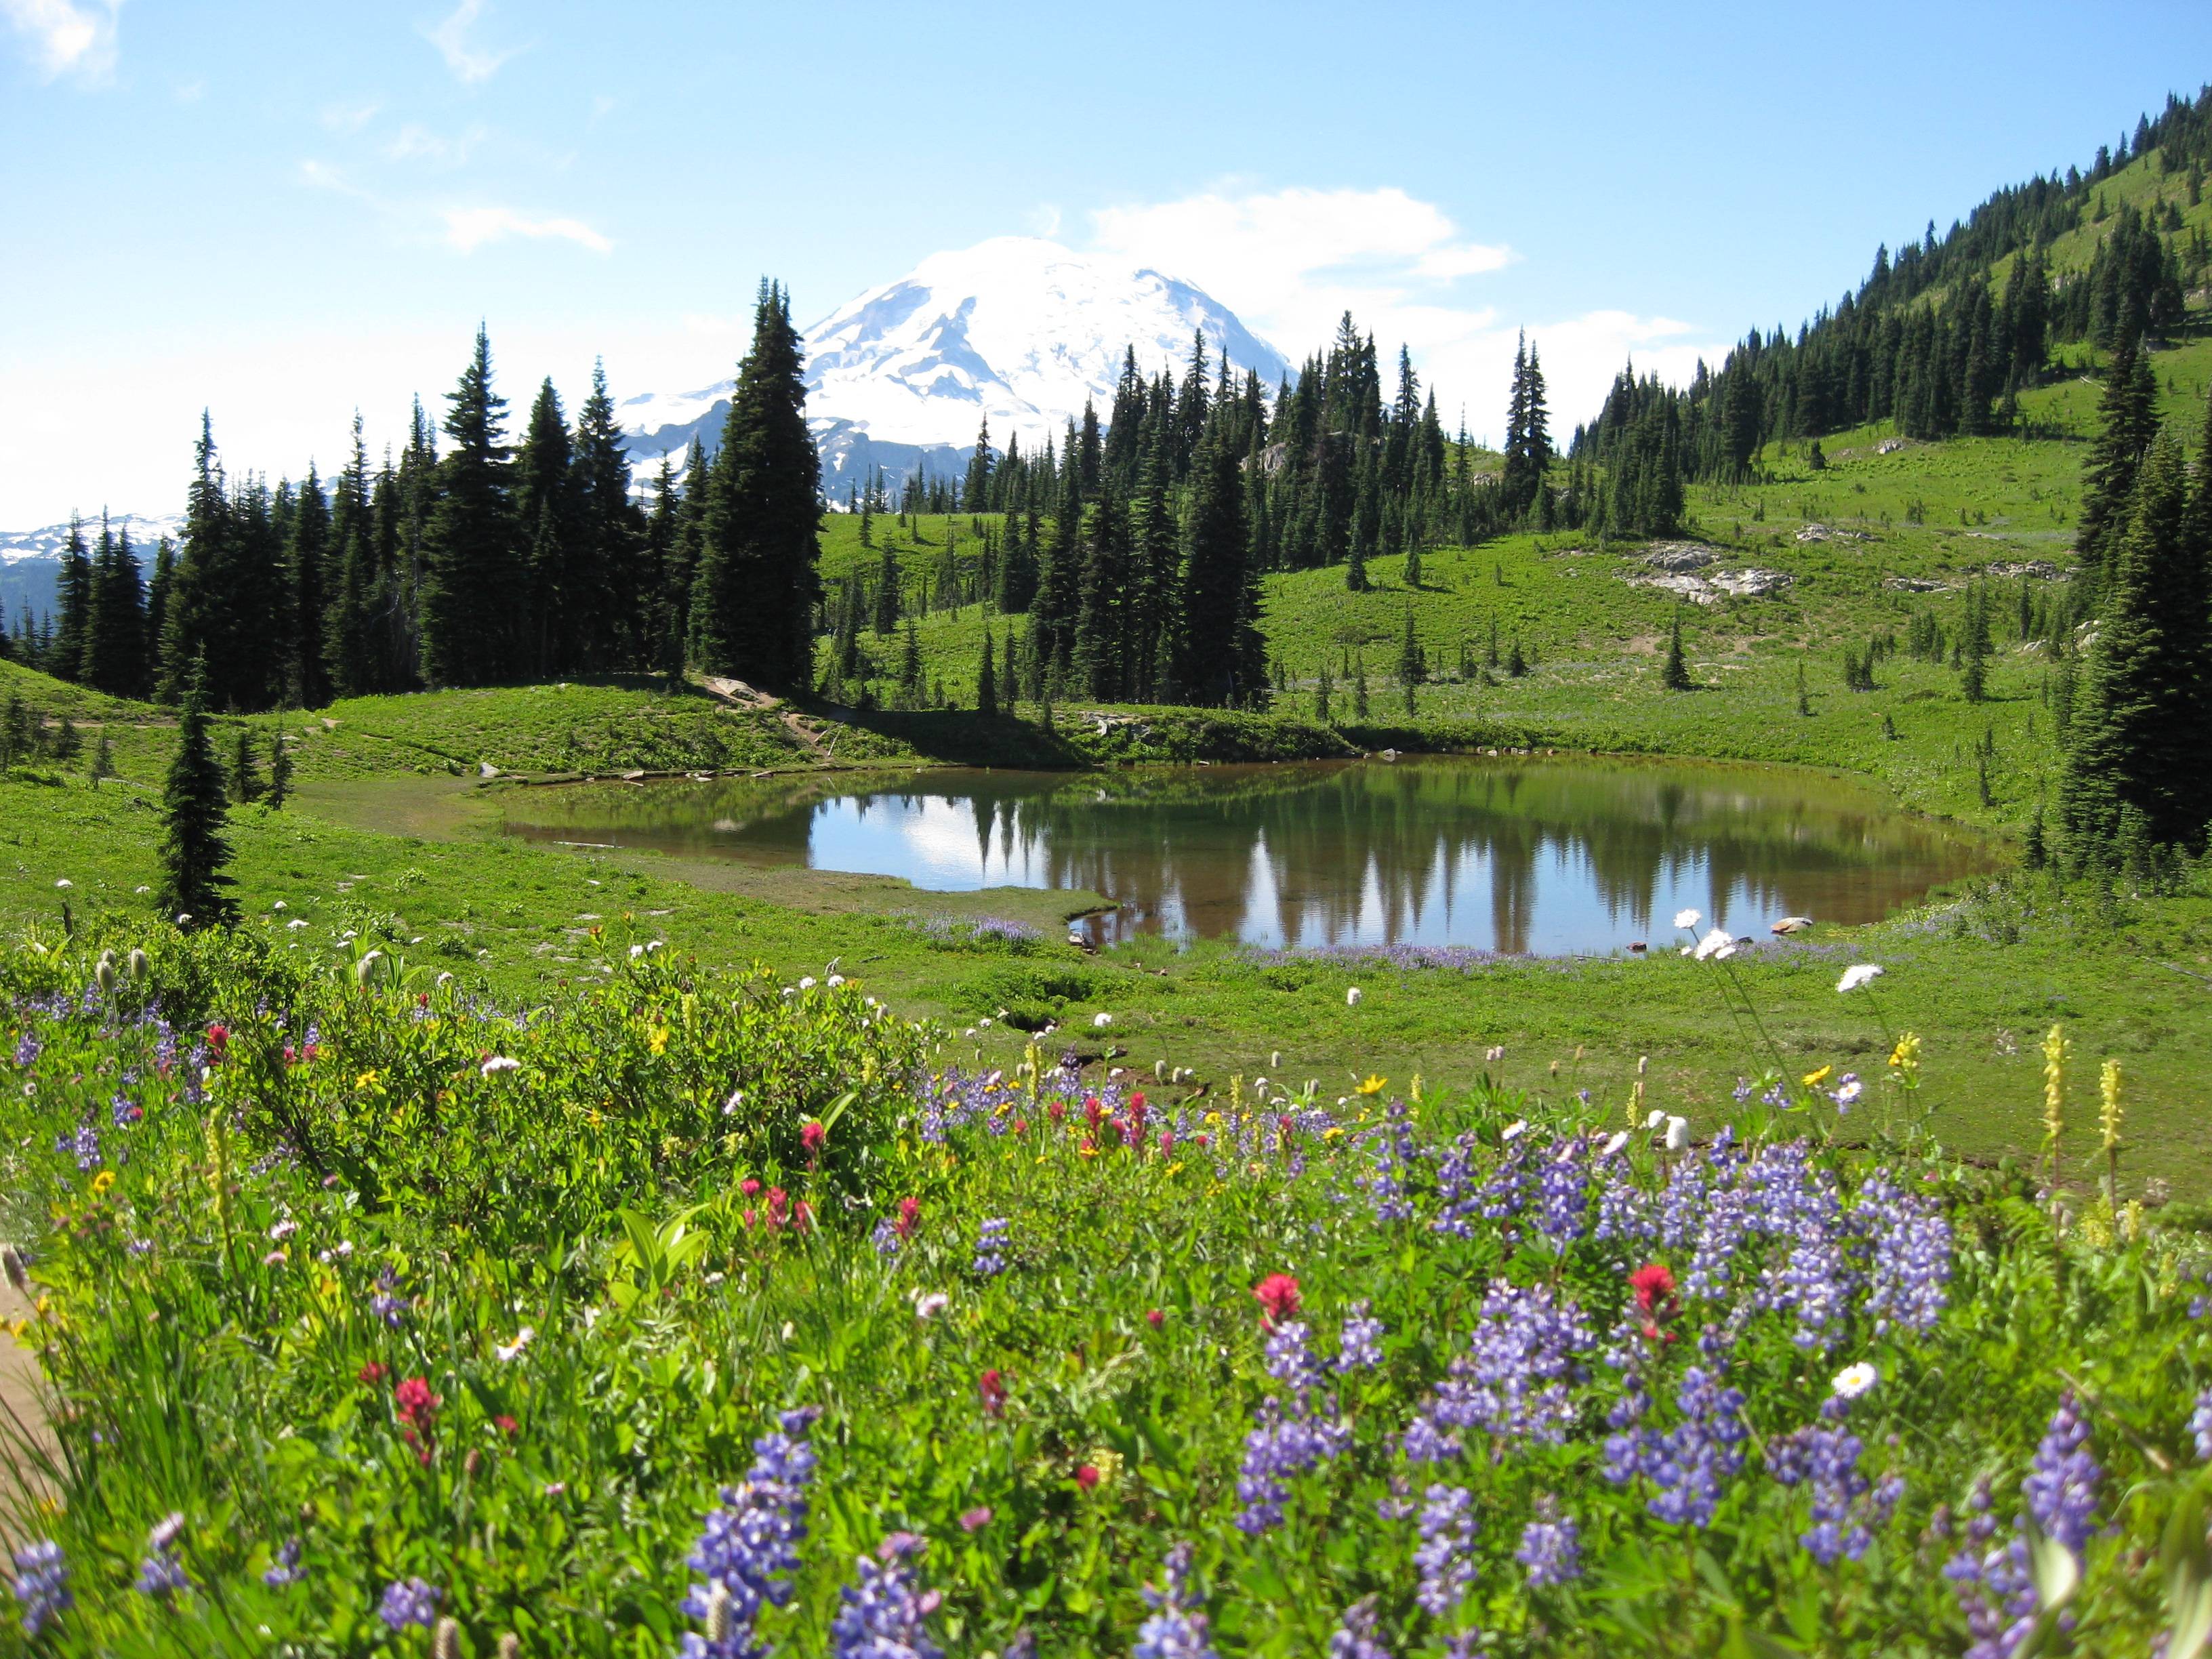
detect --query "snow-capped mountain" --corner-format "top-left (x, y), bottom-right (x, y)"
top-left (620, 237), bottom-right (1290, 498)
top-left (0, 514), bottom-right (179, 623)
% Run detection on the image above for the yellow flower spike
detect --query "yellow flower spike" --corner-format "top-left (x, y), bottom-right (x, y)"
top-left (1354, 1074), bottom-right (1388, 1097)
top-left (2098, 1059), bottom-right (2123, 1154)
top-left (1801, 1065), bottom-right (1833, 1089)
top-left (1888, 1032), bottom-right (1921, 1075)
top-left (2041, 1025), bottom-right (2069, 1147)
top-left (1410, 1073), bottom-right (1423, 1102)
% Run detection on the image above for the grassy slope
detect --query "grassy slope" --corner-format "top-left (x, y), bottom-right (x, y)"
top-left (6, 329), bottom-right (2212, 1190)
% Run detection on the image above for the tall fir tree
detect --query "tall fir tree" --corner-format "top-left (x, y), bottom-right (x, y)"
top-left (2060, 430), bottom-right (2205, 857)
top-left (157, 655), bottom-right (239, 929)
top-left (691, 283), bottom-right (821, 691)
top-left (285, 462), bottom-right (332, 706)
top-left (1174, 422), bottom-right (1264, 705)
top-left (83, 520), bottom-right (148, 698)
top-left (514, 376), bottom-right (577, 677)
top-left (323, 414), bottom-right (374, 701)
top-left (421, 328), bottom-right (520, 687)
top-left (52, 515), bottom-right (92, 682)
top-left (573, 359), bottom-right (640, 668)
top-left (2074, 336), bottom-right (2160, 598)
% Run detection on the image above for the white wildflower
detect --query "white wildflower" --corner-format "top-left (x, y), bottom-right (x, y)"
top-left (1831, 1361), bottom-right (1879, 1399)
top-left (1600, 1130), bottom-right (1629, 1158)
top-left (1836, 964), bottom-right (1885, 994)
top-left (1346, 986), bottom-right (1364, 1007)
top-left (1092, 1012), bottom-right (1113, 1029)
top-left (1692, 928), bottom-right (1736, 962)
top-left (798, 976), bottom-right (817, 991)
top-left (826, 973), bottom-right (845, 988)
top-left (495, 1326), bottom-right (537, 1363)
top-left (1673, 908), bottom-right (1700, 930)
top-left (1664, 1115), bottom-right (1690, 1152)
top-left (914, 1290), bottom-right (951, 1321)
top-left (1645, 1109), bottom-right (1666, 1130)
top-left (480, 1055), bottom-right (522, 1076)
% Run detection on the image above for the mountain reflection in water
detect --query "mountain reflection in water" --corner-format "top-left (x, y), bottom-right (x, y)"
top-left (497, 758), bottom-right (1999, 958)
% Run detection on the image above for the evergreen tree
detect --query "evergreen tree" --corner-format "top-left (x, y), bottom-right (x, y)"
top-left (268, 735), bottom-right (292, 810)
top-left (1176, 424), bottom-right (1264, 703)
top-left (52, 514), bottom-right (92, 681)
top-left (51, 716), bottom-right (80, 764)
top-left (1314, 660), bottom-right (1333, 723)
top-left (963, 419), bottom-right (994, 512)
top-left (976, 628), bottom-right (997, 716)
top-left (874, 544), bottom-right (902, 636)
top-left (230, 727), bottom-right (262, 803)
top-left (143, 537), bottom-right (176, 692)
top-left (514, 376), bottom-right (577, 676)
top-left (897, 615), bottom-right (922, 708)
top-left (1396, 605), bottom-right (1426, 716)
top-left (2075, 336), bottom-right (2160, 594)
top-left (286, 463), bottom-right (332, 705)
top-left (1960, 583), bottom-right (1992, 703)
top-left (1352, 653), bottom-right (1370, 719)
top-left (573, 359), bottom-right (640, 668)
top-left (421, 328), bottom-right (520, 687)
top-left (1661, 611), bottom-right (1693, 690)
top-left (2060, 430), bottom-right (2206, 856)
top-left (692, 283), bottom-right (820, 691)
top-left (84, 520), bottom-right (148, 698)
top-left (89, 729), bottom-right (114, 787)
top-left (157, 656), bottom-right (239, 929)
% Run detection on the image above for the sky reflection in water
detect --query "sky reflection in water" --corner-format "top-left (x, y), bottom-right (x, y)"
top-left (499, 757), bottom-right (1999, 957)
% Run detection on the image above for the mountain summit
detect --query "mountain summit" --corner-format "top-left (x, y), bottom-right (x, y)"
top-left (619, 237), bottom-right (1289, 495)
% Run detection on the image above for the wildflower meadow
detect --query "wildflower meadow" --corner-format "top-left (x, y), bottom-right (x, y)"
top-left (2, 920), bottom-right (2210, 1658)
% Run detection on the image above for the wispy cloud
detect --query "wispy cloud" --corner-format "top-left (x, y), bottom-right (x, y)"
top-left (442, 205), bottom-right (611, 255)
top-left (424, 0), bottom-right (520, 85)
top-left (384, 122), bottom-right (484, 168)
top-left (320, 98), bottom-right (380, 133)
top-left (1085, 183), bottom-right (1719, 430)
top-left (1, 0), bottom-right (120, 84)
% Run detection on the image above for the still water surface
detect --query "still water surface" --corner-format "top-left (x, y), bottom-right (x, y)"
top-left (497, 757), bottom-right (1999, 957)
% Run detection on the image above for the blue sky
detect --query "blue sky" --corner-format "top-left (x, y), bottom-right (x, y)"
top-left (5, 0), bottom-right (2209, 524)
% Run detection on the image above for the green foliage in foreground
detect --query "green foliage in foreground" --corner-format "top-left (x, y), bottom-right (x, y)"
top-left (5, 930), bottom-right (2212, 1656)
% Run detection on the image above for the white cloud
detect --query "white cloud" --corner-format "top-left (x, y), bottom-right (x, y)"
top-left (442, 205), bottom-right (611, 255)
top-left (1, 0), bottom-right (119, 83)
top-left (424, 0), bottom-right (520, 84)
top-left (320, 98), bottom-right (380, 133)
top-left (385, 122), bottom-right (484, 168)
top-left (1086, 184), bottom-right (1721, 436)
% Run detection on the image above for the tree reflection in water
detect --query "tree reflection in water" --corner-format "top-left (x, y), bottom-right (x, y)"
top-left (498, 758), bottom-right (1999, 958)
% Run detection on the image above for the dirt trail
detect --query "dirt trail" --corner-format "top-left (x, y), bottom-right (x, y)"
top-left (0, 1278), bottom-right (55, 1544)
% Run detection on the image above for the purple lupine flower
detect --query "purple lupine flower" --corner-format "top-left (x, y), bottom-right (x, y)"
top-left (1944, 1528), bottom-right (2037, 1659)
top-left (871, 1217), bottom-right (901, 1258)
top-left (1133, 1540), bottom-right (1214, 1659)
top-left (1856, 1174), bottom-right (1951, 1336)
top-left (2193, 1389), bottom-right (2212, 1462)
top-left (1235, 1395), bottom-right (1349, 1534)
top-left (55, 1123), bottom-right (100, 1172)
top-left (1362, 1102), bottom-right (1418, 1223)
top-left (830, 1532), bottom-right (943, 1659)
top-left (1602, 1365), bottom-right (1748, 1528)
top-left (1336, 1303), bottom-right (1385, 1371)
top-left (377, 1576), bottom-right (441, 1630)
top-left (1768, 1397), bottom-right (1880, 1564)
top-left (1406, 1279), bottom-right (1592, 1458)
top-left (2022, 1392), bottom-right (2099, 1553)
top-left (134, 1513), bottom-right (189, 1598)
top-left (972, 1217), bottom-right (1011, 1277)
top-left (1413, 1483), bottom-right (1478, 1618)
top-left (1327, 1595), bottom-right (1389, 1659)
top-left (11, 1029), bottom-right (39, 1069)
top-left (262, 1536), bottom-right (304, 1588)
top-left (683, 1406), bottom-right (819, 1658)
top-left (370, 1267), bottom-right (409, 1328)
top-left (1264, 1320), bottom-right (1324, 1392)
top-left (1534, 1136), bottom-right (1591, 1250)
top-left (110, 1091), bottom-right (143, 1127)
top-left (9, 1538), bottom-right (70, 1636)
top-left (1515, 1496), bottom-right (1582, 1587)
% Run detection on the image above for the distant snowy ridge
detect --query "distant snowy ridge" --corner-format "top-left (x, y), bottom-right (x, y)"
top-left (0, 514), bottom-right (179, 621)
top-left (620, 236), bottom-right (1290, 497)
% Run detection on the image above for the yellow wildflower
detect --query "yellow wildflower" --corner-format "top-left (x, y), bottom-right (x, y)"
top-left (1164, 1161), bottom-right (1183, 1175)
top-left (1086, 1447), bottom-right (1125, 1486)
top-left (2041, 1025), bottom-right (2068, 1147)
top-left (2098, 1059), bottom-right (2123, 1153)
top-left (1801, 1065), bottom-right (1833, 1089)
top-left (1322, 1126), bottom-right (1344, 1142)
top-left (1354, 1074), bottom-right (1389, 1097)
top-left (89, 1170), bottom-right (115, 1197)
top-left (648, 1025), bottom-right (670, 1055)
top-left (1888, 1032), bottom-right (1921, 1075)
top-left (354, 1070), bottom-right (379, 1090)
